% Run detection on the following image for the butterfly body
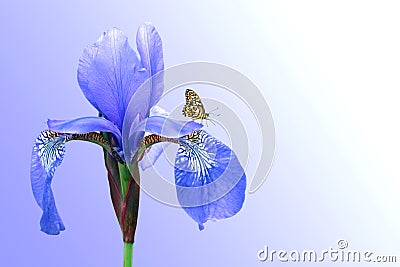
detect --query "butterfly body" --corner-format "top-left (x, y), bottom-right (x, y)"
top-left (182, 89), bottom-right (210, 121)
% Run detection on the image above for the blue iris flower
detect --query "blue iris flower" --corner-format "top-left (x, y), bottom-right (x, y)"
top-left (30, 23), bottom-right (246, 237)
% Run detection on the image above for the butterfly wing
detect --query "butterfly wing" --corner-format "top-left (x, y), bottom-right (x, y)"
top-left (182, 104), bottom-right (194, 117)
top-left (183, 89), bottom-right (207, 120)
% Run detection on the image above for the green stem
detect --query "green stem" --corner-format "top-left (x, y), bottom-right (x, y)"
top-left (118, 163), bottom-right (131, 201)
top-left (116, 134), bottom-right (179, 267)
top-left (123, 242), bottom-right (133, 267)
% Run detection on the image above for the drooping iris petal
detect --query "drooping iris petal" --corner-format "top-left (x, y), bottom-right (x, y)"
top-left (174, 130), bottom-right (246, 230)
top-left (31, 130), bottom-right (67, 234)
top-left (47, 117), bottom-right (122, 145)
top-left (124, 115), bottom-right (202, 160)
top-left (77, 28), bottom-right (148, 130)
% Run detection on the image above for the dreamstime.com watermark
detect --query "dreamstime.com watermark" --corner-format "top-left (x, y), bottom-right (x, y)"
top-left (258, 240), bottom-right (397, 263)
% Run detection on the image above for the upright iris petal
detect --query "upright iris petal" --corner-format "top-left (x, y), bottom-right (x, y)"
top-left (136, 23), bottom-right (164, 111)
top-left (120, 23), bottom-right (166, 169)
top-left (77, 28), bottom-right (148, 130)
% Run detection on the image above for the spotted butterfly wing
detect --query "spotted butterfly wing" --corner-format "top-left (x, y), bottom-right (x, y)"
top-left (182, 89), bottom-right (209, 121)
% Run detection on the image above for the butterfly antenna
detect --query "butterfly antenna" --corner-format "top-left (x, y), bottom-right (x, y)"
top-left (209, 107), bottom-right (220, 116)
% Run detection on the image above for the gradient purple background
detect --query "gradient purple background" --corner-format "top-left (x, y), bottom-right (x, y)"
top-left (1, 1), bottom-right (399, 266)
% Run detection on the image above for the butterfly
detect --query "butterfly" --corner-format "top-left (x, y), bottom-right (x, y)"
top-left (182, 88), bottom-right (210, 121)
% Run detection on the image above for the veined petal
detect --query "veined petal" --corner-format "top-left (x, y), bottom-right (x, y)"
top-left (47, 117), bottom-right (122, 146)
top-left (174, 130), bottom-right (246, 230)
top-left (40, 184), bottom-right (65, 235)
top-left (136, 23), bottom-right (164, 109)
top-left (122, 24), bottom-right (164, 142)
top-left (77, 28), bottom-right (148, 130)
top-left (31, 130), bottom-right (67, 235)
top-left (124, 116), bottom-right (202, 160)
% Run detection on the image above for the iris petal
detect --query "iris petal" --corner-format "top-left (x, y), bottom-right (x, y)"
top-left (138, 142), bottom-right (169, 171)
top-left (136, 23), bottom-right (164, 109)
top-left (137, 107), bottom-right (171, 170)
top-left (174, 130), bottom-right (246, 230)
top-left (124, 116), bottom-right (202, 160)
top-left (135, 116), bottom-right (202, 137)
top-left (47, 117), bottom-right (122, 146)
top-left (31, 130), bottom-right (67, 235)
top-left (40, 184), bottom-right (65, 234)
top-left (122, 23), bottom-right (164, 148)
top-left (77, 28), bottom-right (148, 130)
